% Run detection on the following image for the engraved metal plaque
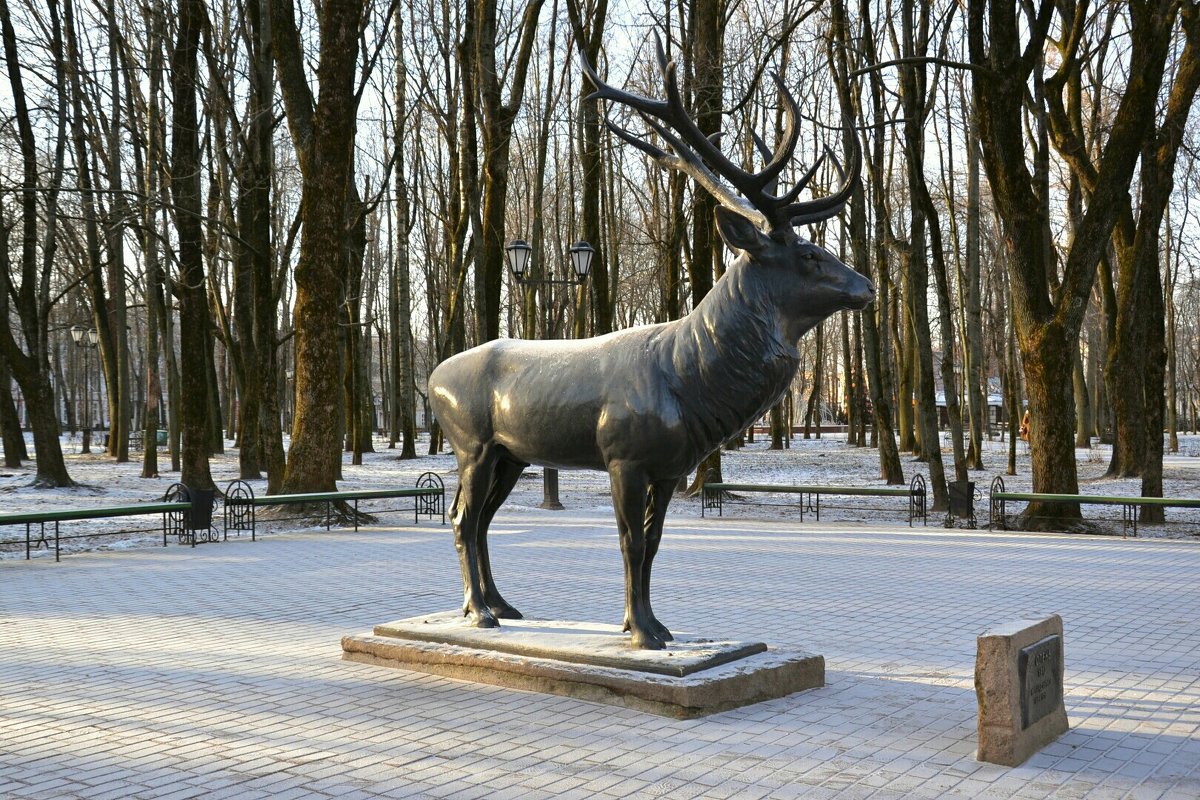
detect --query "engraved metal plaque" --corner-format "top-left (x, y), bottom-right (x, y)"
top-left (1019, 634), bottom-right (1062, 728)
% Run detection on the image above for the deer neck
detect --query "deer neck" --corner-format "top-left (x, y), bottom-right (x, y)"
top-left (664, 260), bottom-right (799, 448)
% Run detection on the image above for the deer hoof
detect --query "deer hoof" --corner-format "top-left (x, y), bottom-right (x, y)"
top-left (466, 609), bottom-right (500, 629)
top-left (630, 629), bottom-right (666, 650)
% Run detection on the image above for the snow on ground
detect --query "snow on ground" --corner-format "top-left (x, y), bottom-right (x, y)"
top-left (2, 430), bottom-right (1199, 559)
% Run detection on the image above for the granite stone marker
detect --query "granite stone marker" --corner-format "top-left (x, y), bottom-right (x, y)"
top-left (976, 614), bottom-right (1069, 766)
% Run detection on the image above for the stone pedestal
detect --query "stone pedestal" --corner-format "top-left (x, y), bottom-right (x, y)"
top-left (975, 614), bottom-right (1069, 766)
top-left (342, 612), bottom-right (824, 718)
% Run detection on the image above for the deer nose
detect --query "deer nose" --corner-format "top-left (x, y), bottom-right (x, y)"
top-left (848, 277), bottom-right (876, 309)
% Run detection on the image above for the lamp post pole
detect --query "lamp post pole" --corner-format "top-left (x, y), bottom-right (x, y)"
top-left (71, 326), bottom-right (99, 454)
top-left (505, 239), bottom-right (594, 510)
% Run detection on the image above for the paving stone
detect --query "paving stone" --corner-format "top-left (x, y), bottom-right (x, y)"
top-left (1, 512), bottom-right (1198, 798)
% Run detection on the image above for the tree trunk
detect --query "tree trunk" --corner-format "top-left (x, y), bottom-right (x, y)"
top-left (231, 0), bottom-right (274, 480)
top-left (828, 0), bottom-right (902, 481)
top-left (898, 0), bottom-right (954, 505)
top-left (170, 0), bottom-right (215, 490)
top-left (64, 0), bottom-right (121, 459)
top-left (0, 0), bottom-right (73, 487)
top-left (684, 0), bottom-right (726, 496)
top-left (804, 324), bottom-right (823, 439)
top-left (962, 104), bottom-right (986, 469)
top-left (391, 4), bottom-right (417, 459)
top-left (1165, 209), bottom-right (1179, 454)
top-left (969, 0), bottom-right (1176, 524)
top-left (1072, 346), bottom-right (1092, 448)
top-left (131, 0), bottom-right (166, 479)
top-left (104, 0), bottom-right (131, 462)
top-left (0, 352), bottom-right (26, 467)
top-left (273, 0), bottom-right (366, 493)
top-left (769, 401), bottom-right (785, 450)
top-left (473, 0), bottom-right (546, 342)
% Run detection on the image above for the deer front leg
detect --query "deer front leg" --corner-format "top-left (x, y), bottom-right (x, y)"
top-left (609, 464), bottom-right (663, 649)
top-left (476, 458), bottom-right (526, 619)
top-left (452, 459), bottom-right (499, 629)
top-left (640, 478), bottom-right (676, 642)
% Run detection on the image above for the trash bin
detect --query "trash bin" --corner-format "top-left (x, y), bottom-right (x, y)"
top-left (947, 480), bottom-right (976, 528)
top-left (163, 484), bottom-right (220, 545)
top-left (186, 488), bottom-right (216, 535)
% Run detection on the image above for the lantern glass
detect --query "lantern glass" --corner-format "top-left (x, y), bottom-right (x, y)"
top-left (505, 239), bottom-right (532, 279)
top-left (568, 241), bottom-right (594, 282)
top-left (71, 325), bottom-right (84, 345)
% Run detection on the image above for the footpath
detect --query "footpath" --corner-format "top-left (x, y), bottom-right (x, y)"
top-left (1, 512), bottom-right (1198, 799)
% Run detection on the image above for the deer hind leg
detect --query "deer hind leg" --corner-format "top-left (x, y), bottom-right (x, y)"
top-left (640, 478), bottom-right (675, 642)
top-left (453, 453), bottom-right (500, 628)
top-left (476, 456), bottom-right (526, 619)
top-left (609, 463), bottom-right (663, 649)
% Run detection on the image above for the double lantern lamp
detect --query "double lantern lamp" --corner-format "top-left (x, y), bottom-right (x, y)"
top-left (505, 240), bottom-right (594, 285)
top-left (70, 325), bottom-right (99, 347)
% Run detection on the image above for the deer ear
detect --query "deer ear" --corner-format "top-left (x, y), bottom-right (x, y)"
top-left (714, 207), bottom-right (768, 253)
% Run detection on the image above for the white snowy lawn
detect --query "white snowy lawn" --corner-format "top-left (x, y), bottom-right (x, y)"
top-left (2, 429), bottom-right (1199, 559)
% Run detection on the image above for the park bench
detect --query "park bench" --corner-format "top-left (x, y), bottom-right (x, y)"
top-left (702, 474), bottom-right (928, 526)
top-left (0, 496), bottom-right (193, 562)
top-left (223, 472), bottom-right (446, 539)
top-left (987, 476), bottom-right (1200, 536)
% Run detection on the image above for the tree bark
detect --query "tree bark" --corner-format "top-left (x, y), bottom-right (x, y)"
top-left (0, 351), bottom-right (26, 467)
top-left (272, 0), bottom-right (366, 493)
top-left (969, 0), bottom-right (1175, 524)
top-left (103, 0), bottom-right (131, 462)
top-left (170, 0), bottom-right (215, 490)
top-left (897, 1), bottom-right (952, 504)
top-left (962, 95), bottom-right (986, 468)
top-left (567, 0), bottom-right (610, 336)
top-left (684, 0), bottom-right (726, 495)
top-left (829, 0), bottom-right (903, 482)
top-left (391, 4), bottom-right (418, 459)
top-left (473, 0), bottom-right (546, 342)
top-left (0, 0), bottom-right (73, 487)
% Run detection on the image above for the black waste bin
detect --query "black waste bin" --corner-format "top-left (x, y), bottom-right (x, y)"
top-left (164, 484), bottom-right (220, 545)
top-left (947, 480), bottom-right (976, 528)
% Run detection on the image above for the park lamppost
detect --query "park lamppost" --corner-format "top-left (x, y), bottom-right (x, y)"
top-left (505, 238), bottom-right (594, 510)
top-left (71, 325), bottom-right (99, 454)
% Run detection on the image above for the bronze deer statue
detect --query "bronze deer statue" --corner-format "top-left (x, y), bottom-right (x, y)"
top-left (429, 41), bottom-right (874, 649)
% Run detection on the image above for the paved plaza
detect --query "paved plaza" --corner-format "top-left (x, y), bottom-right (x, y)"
top-left (1, 509), bottom-right (1198, 799)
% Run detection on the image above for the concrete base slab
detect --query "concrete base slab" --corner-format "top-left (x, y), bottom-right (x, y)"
top-left (342, 612), bottom-right (824, 718)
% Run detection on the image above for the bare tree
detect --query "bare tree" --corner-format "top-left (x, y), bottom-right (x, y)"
top-left (0, 0), bottom-right (74, 487)
top-left (969, 0), bottom-right (1182, 525)
top-left (271, 0), bottom-right (366, 492)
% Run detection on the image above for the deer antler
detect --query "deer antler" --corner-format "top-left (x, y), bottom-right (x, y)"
top-left (582, 34), bottom-right (858, 232)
